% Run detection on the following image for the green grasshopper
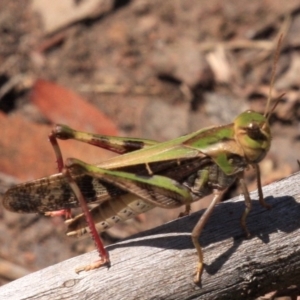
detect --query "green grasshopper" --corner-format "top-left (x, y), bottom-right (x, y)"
top-left (2, 39), bottom-right (282, 283)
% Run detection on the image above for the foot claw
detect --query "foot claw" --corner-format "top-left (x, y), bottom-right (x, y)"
top-left (75, 258), bottom-right (110, 274)
top-left (45, 209), bottom-right (72, 219)
top-left (178, 211), bottom-right (190, 218)
top-left (194, 262), bottom-right (203, 284)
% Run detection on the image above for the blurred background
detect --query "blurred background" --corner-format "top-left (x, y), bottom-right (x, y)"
top-left (0, 0), bottom-right (300, 296)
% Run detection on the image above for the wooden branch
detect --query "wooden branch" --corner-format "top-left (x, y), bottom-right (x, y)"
top-left (1, 172), bottom-right (300, 299)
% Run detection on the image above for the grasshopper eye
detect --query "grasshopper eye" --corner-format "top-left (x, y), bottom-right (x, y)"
top-left (246, 123), bottom-right (266, 140)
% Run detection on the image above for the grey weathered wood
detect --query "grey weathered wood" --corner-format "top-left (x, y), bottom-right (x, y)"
top-left (1, 172), bottom-right (300, 300)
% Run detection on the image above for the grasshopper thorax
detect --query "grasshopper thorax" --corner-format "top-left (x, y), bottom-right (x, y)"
top-left (234, 110), bottom-right (271, 163)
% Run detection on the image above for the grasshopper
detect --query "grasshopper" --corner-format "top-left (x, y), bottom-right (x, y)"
top-left (2, 39), bottom-right (282, 283)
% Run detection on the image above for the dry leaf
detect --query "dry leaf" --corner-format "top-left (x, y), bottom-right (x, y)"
top-left (31, 0), bottom-right (114, 34)
top-left (31, 79), bottom-right (118, 135)
top-left (0, 111), bottom-right (116, 180)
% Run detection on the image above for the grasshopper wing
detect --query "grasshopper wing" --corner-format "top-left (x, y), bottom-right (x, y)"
top-left (68, 158), bottom-right (193, 208)
top-left (3, 172), bottom-right (120, 213)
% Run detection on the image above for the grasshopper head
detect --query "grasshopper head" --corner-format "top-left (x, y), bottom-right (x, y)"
top-left (234, 110), bottom-right (271, 163)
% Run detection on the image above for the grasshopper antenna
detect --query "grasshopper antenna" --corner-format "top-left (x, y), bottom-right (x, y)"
top-left (264, 33), bottom-right (283, 119)
top-left (266, 92), bottom-right (285, 122)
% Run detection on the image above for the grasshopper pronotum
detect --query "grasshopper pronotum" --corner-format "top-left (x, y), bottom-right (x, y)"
top-left (2, 38), bottom-right (283, 284)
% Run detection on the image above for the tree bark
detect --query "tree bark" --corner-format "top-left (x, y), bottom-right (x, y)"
top-left (1, 172), bottom-right (300, 300)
